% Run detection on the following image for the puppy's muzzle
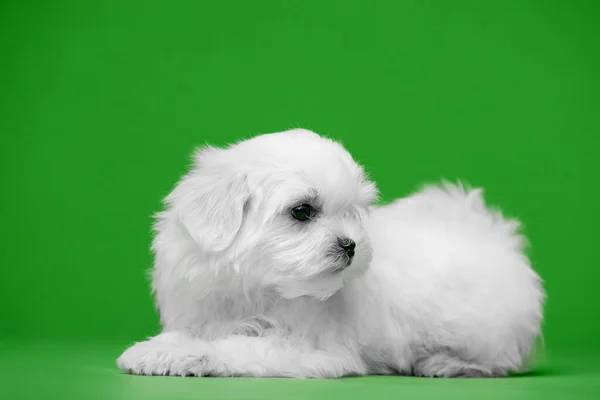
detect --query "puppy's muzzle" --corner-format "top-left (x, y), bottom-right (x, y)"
top-left (322, 237), bottom-right (357, 274)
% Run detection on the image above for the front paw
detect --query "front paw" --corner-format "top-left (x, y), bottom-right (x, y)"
top-left (117, 339), bottom-right (212, 377)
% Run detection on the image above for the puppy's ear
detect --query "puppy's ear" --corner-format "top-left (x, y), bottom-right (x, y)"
top-left (171, 150), bottom-right (250, 252)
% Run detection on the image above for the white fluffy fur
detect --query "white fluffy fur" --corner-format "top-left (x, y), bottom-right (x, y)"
top-left (117, 129), bottom-right (544, 378)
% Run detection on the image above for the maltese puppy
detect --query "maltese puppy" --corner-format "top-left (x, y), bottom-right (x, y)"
top-left (117, 128), bottom-right (544, 378)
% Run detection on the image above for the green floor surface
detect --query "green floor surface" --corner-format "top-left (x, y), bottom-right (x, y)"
top-left (2, 341), bottom-right (598, 400)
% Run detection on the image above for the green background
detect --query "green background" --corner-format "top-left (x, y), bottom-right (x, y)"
top-left (1, 0), bottom-right (599, 398)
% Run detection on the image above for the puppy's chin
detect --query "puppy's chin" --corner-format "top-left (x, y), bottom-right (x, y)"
top-left (271, 259), bottom-right (371, 301)
top-left (275, 275), bottom-right (345, 301)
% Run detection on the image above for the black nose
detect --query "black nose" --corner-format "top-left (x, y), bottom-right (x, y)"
top-left (337, 237), bottom-right (356, 258)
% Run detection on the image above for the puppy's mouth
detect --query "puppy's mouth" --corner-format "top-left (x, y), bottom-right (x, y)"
top-left (323, 254), bottom-right (353, 274)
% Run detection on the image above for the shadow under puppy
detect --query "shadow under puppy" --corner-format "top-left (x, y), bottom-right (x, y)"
top-left (117, 129), bottom-right (544, 378)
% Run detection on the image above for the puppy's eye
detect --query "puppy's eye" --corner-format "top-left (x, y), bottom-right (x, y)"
top-left (291, 204), bottom-right (313, 221)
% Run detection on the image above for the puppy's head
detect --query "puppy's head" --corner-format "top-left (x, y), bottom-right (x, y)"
top-left (164, 129), bottom-right (377, 300)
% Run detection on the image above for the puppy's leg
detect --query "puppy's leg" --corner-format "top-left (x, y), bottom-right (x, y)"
top-left (412, 353), bottom-right (498, 378)
top-left (117, 331), bottom-right (210, 376)
top-left (117, 331), bottom-right (365, 378)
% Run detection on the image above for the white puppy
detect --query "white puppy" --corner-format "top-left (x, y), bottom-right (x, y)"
top-left (117, 129), bottom-right (544, 378)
